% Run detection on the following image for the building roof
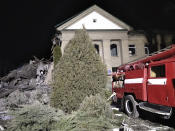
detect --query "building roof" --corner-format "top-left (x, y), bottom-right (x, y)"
top-left (55, 5), bottom-right (133, 31)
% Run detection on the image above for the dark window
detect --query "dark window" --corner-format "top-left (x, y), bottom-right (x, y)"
top-left (94, 44), bottom-right (99, 54)
top-left (144, 44), bottom-right (149, 55)
top-left (112, 67), bottom-right (118, 72)
top-left (150, 65), bottom-right (165, 78)
top-left (129, 45), bottom-right (136, 56)
top-left (110, 44), bottom-right (118, 56)
top-left (93, 19), bottom-right (97, 23)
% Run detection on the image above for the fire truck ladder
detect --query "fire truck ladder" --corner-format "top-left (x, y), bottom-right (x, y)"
top-left (118, 44), bottom-right (175, 70)
top-left (146, 45), bottom-right (172, 57)
top-left (128, 45), bottom-right (172, 64)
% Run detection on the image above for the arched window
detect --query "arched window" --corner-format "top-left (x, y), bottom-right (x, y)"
top-left (110, 44), bottom-right (118, 56)
top-left (94, 44), bottom-right (99, 54)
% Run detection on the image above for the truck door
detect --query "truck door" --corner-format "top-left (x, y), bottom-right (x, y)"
top-left (147, 64), bottom-right (169, 106)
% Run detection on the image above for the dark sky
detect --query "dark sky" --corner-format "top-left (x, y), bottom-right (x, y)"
top-left (0, 0), bottom-right (175, 76)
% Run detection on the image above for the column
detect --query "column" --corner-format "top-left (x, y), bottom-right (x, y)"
top-left (103, 39), bottom-right (111, 70)
top-left (121, 39), bottom-right (129, 64)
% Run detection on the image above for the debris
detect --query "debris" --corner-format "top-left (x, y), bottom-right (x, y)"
top-left (115, 114), bottom-right (123, 117)
top-left (0, 125), bottom-right (4, 131)
top-left (113, 128), bottom-right (120, 131)
top-left (36, 62), bottom-right (49, 84)
top-left (0, 58), bottom-right (51, 98)
top-left (0, 58), bottom-right (52, 130)
top-left (0, 86), bottom-right (17, 99)
top-left (44, 62), bottom-right (54, 85)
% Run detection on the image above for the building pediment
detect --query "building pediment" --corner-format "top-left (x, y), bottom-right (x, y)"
top-left (56, 5), bottom-right (133, 31)
top-left (66, 11), bottom-right (124, 30)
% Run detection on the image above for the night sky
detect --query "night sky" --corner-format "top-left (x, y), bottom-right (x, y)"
top-left (0, 0), bottom-right (175, 76)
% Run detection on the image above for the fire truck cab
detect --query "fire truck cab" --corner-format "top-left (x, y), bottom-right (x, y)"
top-left (112, 45), bottom-right (175, 118)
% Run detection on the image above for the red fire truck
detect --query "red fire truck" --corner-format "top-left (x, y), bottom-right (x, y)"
top-left (112, 44), bottom-right (175, 118)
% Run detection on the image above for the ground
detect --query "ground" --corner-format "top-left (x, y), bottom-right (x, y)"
top-left (111, 104), bottom-right (175, 131)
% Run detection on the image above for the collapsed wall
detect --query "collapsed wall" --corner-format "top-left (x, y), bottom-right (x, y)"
top-left (0, 58), bottom-right (53, 130)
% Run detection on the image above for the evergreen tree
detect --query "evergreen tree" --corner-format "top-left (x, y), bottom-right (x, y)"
top-left (52, 45), bottom-right (62, 66)
top-left (51, 29), bottom-right (107, 113)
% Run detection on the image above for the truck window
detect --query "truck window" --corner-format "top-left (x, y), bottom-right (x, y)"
top-left (150, 65), bottom-right (165, 78)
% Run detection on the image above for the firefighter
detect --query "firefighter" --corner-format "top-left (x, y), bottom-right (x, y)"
top-left (113, 71), bottom-right (125, 88)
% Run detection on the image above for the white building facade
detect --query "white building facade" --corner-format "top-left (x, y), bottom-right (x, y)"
top-left (55, 5), bottom-right (148, 73)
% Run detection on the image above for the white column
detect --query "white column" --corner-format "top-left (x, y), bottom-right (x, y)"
top-left (156, 34), bottom-right (161, 50)
top-left (121, 39), bottom-right (129, 64)
top-left (103, 39), bottom-right (111, 70)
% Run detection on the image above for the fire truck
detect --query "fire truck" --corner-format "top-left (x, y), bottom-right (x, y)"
top-left (112, 44), bottom-right (175, 118)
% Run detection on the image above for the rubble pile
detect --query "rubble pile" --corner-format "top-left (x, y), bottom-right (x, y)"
top-left (0, 58), bottom-right (52, 130)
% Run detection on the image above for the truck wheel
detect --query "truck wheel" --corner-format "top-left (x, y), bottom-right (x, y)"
top-left (124, 95), bottom-right (139, 118)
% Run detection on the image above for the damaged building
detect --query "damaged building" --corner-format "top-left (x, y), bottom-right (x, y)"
top-left (54, 5), bottom-right (148, 73)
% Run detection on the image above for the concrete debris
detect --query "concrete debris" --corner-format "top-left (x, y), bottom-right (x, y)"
top-left (0, 125), bottom-right (4, 131)
top-left (36, 62), bottom-right (49, 84)
top-left (113, 128), bottom-right (120, 131)
top-left (44, 62), bottom-right (54, 85)
top-left (0, 58), bottom-right (53, 130)
top-left (115, 114), bottom-right (123, 117)
top-left (0, 59), bottom-right (51, 97)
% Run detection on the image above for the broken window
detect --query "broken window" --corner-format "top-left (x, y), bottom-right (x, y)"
top-left (110, 44), bottom-right (118, 56)
top-left (150, 65), bottom-right (165, 78)
top-left (94, 44), bottom-right (99, 54)
top-left (144, 44), bottom-right (149, 55)
top-left (129, 44), bottom-right (136, 56)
